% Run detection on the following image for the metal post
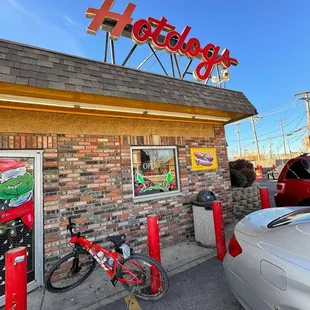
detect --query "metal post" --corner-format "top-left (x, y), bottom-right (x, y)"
top-left (121, 44), bottom-right (137, 66)
top-left (110, 39), bottom-right (116, 65)
top-left (5, 247), bottom-right (27, 310)
top-left (250, 117), bottom-right (261, 161)
top-left (148, 45), bottom-right (168, 76)
top-left (259, 188), bottom-right (271, 209)
top-left (173, 54), bottom-right (182, 78)
top-left (295, 91), bottom-right (310, 151)
top-left (212, 201), bottom-right (226, 261)
top-left (147, 215), bottom-right (161, 293)
top-left (137, 52), bottom-right (154, 70)
top-left (181, 59), bottom-right (193, 79)
top-left (170, 54), bottom-right (175, 78)
top-left (104, 32), bottom-right (109, 63)
top-left (278, 120), bottom-right (287, 156)
top-left (236, 123), bottom-right (242, 158)
top-left (216, 65), bottom-right (221, 88)
top-left (268, 138), bottom-right (273, 159)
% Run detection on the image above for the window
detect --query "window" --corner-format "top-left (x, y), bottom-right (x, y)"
top-left (286, 160), bottom-right (310, 179)
top-left (268, 207), bottom-right (310, 228)
top-left (131, 146), bottom-right (180, 200)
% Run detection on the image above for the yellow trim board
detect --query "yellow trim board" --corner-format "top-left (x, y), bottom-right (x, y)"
top-left (0, 82), bottom-right (249, 122)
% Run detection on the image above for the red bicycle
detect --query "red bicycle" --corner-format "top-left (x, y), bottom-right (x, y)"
top-left (45, 217), bottom-right (169, 301)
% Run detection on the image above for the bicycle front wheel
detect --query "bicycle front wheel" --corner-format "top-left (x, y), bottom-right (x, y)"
top-left (45, 251), bottom-right (96, 293)
top-left (117, 253), bottom-right (169, 301)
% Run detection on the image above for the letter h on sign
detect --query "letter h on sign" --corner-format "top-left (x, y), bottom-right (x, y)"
top-left (86, 0), bottom-right (136, 39)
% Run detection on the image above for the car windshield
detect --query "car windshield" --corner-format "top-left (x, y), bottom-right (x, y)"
top-left (268, 208), bottom-right (310, 228)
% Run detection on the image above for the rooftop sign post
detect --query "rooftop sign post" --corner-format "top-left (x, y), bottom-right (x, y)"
top-left (86, 0), bottom-right (238, 84)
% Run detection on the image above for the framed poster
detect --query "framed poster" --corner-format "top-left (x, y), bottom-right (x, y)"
top-left (190, 148), bottom-right (218, 171)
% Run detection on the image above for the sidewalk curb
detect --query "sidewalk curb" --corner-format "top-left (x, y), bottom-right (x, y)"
top-left (81, 250), bottom-right (217, 310)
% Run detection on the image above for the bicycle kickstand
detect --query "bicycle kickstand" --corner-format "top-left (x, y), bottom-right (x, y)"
top-left (125, 287), bottom-right (137, 310)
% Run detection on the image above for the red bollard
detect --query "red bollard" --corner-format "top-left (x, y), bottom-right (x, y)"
top-left (259, 187), bottom-right (271, 209)
top-left (5, 247), bottom-right (27, 310)
top-left (147, 215), bottom-right (161, 293)
top-left (212, 201), bottom-right (227, 261)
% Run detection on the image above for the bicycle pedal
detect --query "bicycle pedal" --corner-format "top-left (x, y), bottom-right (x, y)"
top-left (111, 276), bottom-right (118, 286)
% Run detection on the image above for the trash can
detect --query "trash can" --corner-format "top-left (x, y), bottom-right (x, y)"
top-left (191, 190), bottom-right (216, 247)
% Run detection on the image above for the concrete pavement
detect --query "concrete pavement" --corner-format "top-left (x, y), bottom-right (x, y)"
top-left (26, 240), bottom-right (217, 310)
top-left (99, 257), bottom-right (242, 310)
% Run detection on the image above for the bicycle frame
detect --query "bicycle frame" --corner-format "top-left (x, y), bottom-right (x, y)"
top-left (70, 235), bottom-right (143, 285)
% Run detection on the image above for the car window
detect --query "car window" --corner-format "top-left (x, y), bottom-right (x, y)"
top-left (276, 164), bottom-right (285, 172)
top-left (285, 160), bottom-right (310, 179)
top-left (268, 208), bottom-right (310, 228)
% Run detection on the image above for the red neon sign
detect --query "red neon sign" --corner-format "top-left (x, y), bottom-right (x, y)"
top-left (86, 0), bottom-right (238, 82)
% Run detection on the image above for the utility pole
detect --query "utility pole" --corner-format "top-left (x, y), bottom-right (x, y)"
top-left (262, 145), bottom-right (266, 159)
top-left (277, 120), bottom-right (287, 156)
top-left (295, 91), bottom-right (310, 150)
top-left (236, 123), bottom-right (242, 158)
top-left (287, 139), bottom-right (291, 157)
top-left (268, 138), bottom-right (273, 159)
top-left (250, 116), bottom-right (261, 161)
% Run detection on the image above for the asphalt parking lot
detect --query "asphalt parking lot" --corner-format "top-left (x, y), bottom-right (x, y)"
top-left (99, 257), bottom-right (242, 310)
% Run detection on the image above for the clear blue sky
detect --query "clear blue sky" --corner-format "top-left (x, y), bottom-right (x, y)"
top-left (1, 0), bottom-right (310, 158)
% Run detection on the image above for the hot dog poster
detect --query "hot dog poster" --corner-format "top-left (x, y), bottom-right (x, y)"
top-left (190, 148), bottom-right (218, 171)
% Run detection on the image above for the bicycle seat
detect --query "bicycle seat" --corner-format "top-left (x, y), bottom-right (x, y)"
top-left (106, 234), bottom-right (126, 248)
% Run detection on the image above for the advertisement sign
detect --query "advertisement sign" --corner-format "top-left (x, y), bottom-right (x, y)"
top-left (190, 148), bottom-right (218, 171)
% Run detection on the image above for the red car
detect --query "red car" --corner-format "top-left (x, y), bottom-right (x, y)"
top-left (275, 154), bottom-right (310, 207)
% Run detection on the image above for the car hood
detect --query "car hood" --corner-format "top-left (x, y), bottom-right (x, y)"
top-left (235, 207), bottom-right (304, 237)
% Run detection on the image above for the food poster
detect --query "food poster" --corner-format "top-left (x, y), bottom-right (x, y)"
top-left (190, 148), bottom-right (218, 171)
top-left (0, 158), bottom-right (35, 295)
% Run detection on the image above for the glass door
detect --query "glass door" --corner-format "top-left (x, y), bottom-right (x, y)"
top-left (0, 151), bottom-right (43, 304)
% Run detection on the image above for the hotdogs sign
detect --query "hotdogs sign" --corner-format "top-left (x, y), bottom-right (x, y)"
top-left (86, 0), bottom-right (238, 82)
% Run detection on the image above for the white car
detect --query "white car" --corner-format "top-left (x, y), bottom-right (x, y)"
top-left (266, 164), bottom-right (285, 180)
top-left (224, 207), bottom-right (310, 310)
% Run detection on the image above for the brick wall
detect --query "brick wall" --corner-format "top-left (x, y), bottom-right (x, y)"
top-left (0, 124), bottom-right (232, 270)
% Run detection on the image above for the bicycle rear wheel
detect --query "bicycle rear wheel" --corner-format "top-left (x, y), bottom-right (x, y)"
top-left (45, 251), bottom-right (96, 293)
top-left (117, 253), bottom-right (169, 301)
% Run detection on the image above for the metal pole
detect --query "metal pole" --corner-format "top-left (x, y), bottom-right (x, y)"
top-left (268, 138), bottom-right (273, 159)
top-left (295, 91), bottom-right (310, 151)
top-left (110, 39), bottom-right (116, 65)
top-left (104, 32), bottom-right (109, 63)
top-left (121, 44), bottom-right (137, 66)
top-left (137, 52), bottom-right (154, 70)
top-left (181, 59), bottom-right (193, 79)
top-left (236, 123), bottom-right (242, 158)
top-left (5, 247), bottom-right (27, 310)
top-left (212, 201), bottom-right (226, 261)
top-left (173, 54), bottom-right (182, 78)
top-left (259, 188), bottom-right (271, 209)
top-left (170, 54), bottom-right (175, 78)
top-left (216, 65), bottom-right (221, 88)
top-left (250, 117), bottom-right (261, 161)
top-left (148, 44), bottom-right (168, 76)
top-left (278, 120), bottom-right (287, 156)
top-left (147, 215), bottom-right (161, 293)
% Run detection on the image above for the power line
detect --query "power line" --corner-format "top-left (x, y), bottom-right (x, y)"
top-left (227, 111), bottom-right (307, 143)
top-left (226, 99), bottom-right (301, 127)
